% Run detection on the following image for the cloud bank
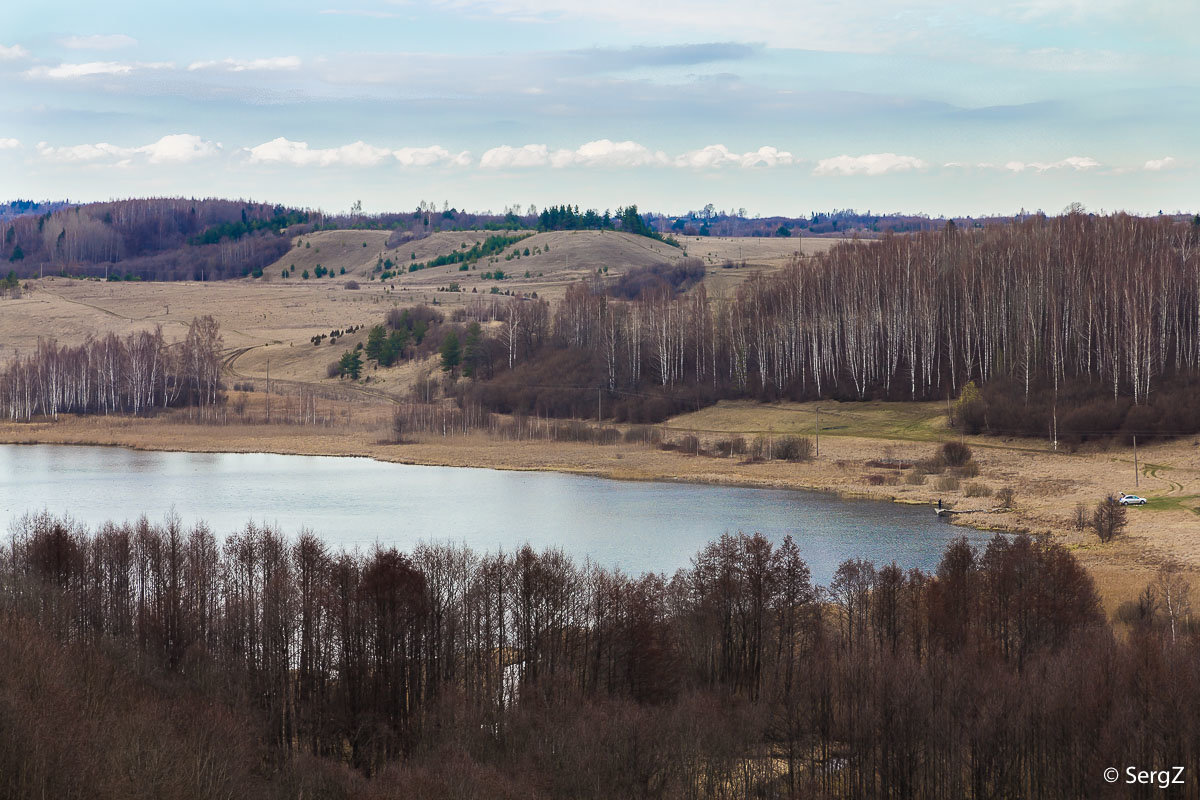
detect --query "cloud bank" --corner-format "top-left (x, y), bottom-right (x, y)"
top-left (247, 138), bottom-right (470, 167)
top-left (813, 153), bottom-right (927, 176)
top-left (36, 134), bottom-right (219, 165)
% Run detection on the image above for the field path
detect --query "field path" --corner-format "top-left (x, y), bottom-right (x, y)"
top-left (222, 343), bottom-right (400, 406)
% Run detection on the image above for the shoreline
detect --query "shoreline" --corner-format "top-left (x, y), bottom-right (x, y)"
top-left (3, 412), bottom-right (1196, 611)
top-left (0, 420), bottom-right (1015, 522)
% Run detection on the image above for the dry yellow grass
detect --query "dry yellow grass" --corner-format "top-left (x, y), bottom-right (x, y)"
top-left (0, 230), bottom-right (844, 393)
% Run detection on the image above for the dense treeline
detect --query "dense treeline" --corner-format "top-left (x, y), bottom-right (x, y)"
top-left (662, 207), bottom-right (996, 237)
top-left (538, 203), bottom-right (679, 245)
top-left (0, 316), bottom-right (223, 420)
top-left (0, 199), bottom-right (74, 223)
top-left (5, 513), bottom-right (1198, 798)
top-left (455, 214), bottom-right (1200, 435)
top-left (0, 199), bottom-right (304, 280)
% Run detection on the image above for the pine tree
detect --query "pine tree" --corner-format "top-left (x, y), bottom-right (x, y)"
top-left (439, 331), bottom-right (461, 372)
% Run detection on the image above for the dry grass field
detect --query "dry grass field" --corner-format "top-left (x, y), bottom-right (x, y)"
top-left (260, 229), bottom-right (842, 301)
top-left (0, 229), bottom-right (837, 384)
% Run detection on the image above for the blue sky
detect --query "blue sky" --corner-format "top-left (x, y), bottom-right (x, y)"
top-left (1, 0), bottom-right (1195, 216)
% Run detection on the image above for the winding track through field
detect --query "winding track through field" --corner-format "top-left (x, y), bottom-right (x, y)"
top-left (221, 344), bottom-right (401, 406)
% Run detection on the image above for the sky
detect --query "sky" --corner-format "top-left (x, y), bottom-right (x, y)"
top-left (1, 0), bottom-right (1196, 217)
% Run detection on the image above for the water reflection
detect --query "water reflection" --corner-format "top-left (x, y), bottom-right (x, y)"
top-left (0, 444), bottom-right (986, 585)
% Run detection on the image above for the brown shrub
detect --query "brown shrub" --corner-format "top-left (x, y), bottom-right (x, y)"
top-left (940, 441), bottom-right (973, 467)
top-left (773, 436), bottom-right (814, 462)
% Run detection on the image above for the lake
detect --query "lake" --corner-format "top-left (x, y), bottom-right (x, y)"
top-left (0, 444), bottom-right (984, 585)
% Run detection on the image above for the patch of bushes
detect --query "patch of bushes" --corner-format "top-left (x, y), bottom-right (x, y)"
top-left (941, 441), bottom-right (973, 467)
top-left (995, 487), bottom-right (1016, 508)
top-left (773, 435), bottom-right (815, 462)
top-left (964, 482), bottom-right (992, 497)
top-left (936, 476), bottom-right (961, 492)
top-left (609, 258), bottom-right (706, 301)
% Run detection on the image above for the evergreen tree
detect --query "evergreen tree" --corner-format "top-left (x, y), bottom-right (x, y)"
top-left (338, 350), bottom-right (363, 379)
top-left (439, 330), bottom-right (461, 372)
top-left (461, 322), bottom-right (482, 378)
top-left (365, 325), bottom-right (386, 363)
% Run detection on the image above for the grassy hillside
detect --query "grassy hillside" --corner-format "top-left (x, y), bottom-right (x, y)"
top-left (263, 228), bottom-right (834, 297)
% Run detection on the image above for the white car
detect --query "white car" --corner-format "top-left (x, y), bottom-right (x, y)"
top-left (1118, 494), bottom-right (1148, 506)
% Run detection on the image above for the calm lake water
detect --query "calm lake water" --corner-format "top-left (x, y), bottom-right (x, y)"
top-left (0, 444), bottom-right (983, 585)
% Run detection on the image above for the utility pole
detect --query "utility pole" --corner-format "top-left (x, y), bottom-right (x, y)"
top-left (597, 386), bottom-right (601, 423)
top-left (1133, 434), bottom-right (1139, 488)
top-left (814, 406), bottom-right (820, 458)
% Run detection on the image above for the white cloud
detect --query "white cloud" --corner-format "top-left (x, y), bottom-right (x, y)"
top-left (736, 145), bottom-right (795, 168)
top-left (140, 134), bottom-right (220, 163)
top-left (480, 144), bottom-right (551, 169)
top-left (1004, 156), bottom-right (1099, 172)
top-left (675, 144), bottom-right (740, 168)
top-left (248, 138), bottom-right (468, 168)
top-left (552, 139), bottom-right (670, 168)
top-left (393, 145), bottom-right (472, 167)
top-left (248, 138), bottom-right (390, 166)
top-left (482, 141), bottom-right (793, 169)
top-left (813, 153), bottom-right (927, 176)
top-left (0, 138), bottom-right (19, 150)
top-left (0, 44), bottom-right (29, 60)
top-left (25, 60), bottom-right (174, 79)
top-left (188, 56), bottom-right (301, 72)
top-left (29, 61), bottom-right (134, 79)
top-left (1144, 156), bottom-right (1176, 171)
top-left (674, 144), bottom-right (795, 168)
top-left (36, 134), bottom-right (219, 164)
top-left (59, 34), bottom-right (137, 50)
top-left (37, 141), bottom-right (132, 162)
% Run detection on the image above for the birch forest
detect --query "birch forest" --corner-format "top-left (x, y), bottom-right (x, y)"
top-left (0, 316), bottom-right (224, 420)
top-left (457, 213), bottom-right (1200, 438)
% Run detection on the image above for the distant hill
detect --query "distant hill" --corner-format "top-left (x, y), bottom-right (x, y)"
top-left (0, 200), bottom-right (75, 223)
top-left (0, 196), bottom-right (1000, 283)
top-left (264, 229), bottom-right (697, 289)
top-left (0, 198), bottom-right (308, 281)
